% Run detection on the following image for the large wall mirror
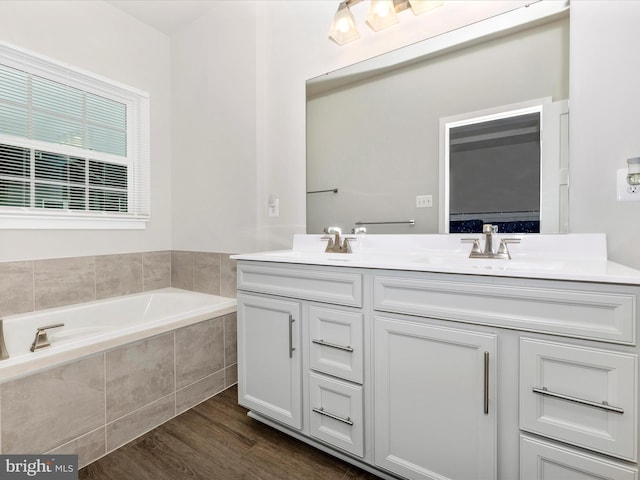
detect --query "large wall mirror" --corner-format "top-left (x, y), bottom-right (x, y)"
top-left (306, 1), bottom-right (569, 234)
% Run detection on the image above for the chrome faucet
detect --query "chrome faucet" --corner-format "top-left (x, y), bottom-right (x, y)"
top-left (462, 224), bottom-right (520, 259)
top-left (0, 319), bottom-right (9, 360)
top-left (30, 323), bottom-right (64, 352)
top-left (322, 226), bottom-right (354, 253)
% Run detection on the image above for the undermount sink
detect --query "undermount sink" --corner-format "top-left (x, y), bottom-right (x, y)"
top-left (261, 250), bottom-right (357, 262)
top-left (414, 255), bottom-right (567, 272)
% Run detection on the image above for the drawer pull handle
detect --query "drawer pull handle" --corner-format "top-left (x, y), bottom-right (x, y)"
top-left (532, 387), bottom-right (624, 414)
top-left (288, 314), bottom-right (295, 359)
top-left (484, 351), bottom-right (489, 415)
top-left (312, 339), bottom-right (354, 353)
top-left (312, 407), bottom-right (354, 426)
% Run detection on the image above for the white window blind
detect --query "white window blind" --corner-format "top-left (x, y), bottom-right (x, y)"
top-left (0, 42), bottom-right (150, 229)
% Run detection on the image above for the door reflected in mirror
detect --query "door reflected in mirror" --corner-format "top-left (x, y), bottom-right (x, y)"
top-left (442, 99), bottom-right (569, 234)
top-left (440, 99), bottom-right (568, 233)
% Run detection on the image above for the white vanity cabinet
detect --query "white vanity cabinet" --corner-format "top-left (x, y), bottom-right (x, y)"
top-left (235, 256), bottom-right (640, 480)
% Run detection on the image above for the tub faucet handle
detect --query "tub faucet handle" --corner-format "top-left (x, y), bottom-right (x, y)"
top-left (30, 323), bottom-right (64, 352)
top-left (0, 319), bottom-right (8, 360)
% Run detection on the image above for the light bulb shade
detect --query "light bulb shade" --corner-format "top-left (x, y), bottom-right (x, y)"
top-left (366, 0), bottom-right (399, 32)
top-left (329, 2), bottom-right (360, 45)
top-left (627, 157), bottom-right (640, 185)
top-left (408, 0), bottom-right (443, 15)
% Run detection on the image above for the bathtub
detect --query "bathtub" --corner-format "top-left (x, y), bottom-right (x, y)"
top-left (0, 288), bottom-right (237, 378)
top-left (0, 287), bottom-right (238, 466)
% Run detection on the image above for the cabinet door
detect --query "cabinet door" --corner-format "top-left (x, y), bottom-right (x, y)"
top-left (237, 293), bottom-right (302, 429)
top-left (374, 315), bottom-right (497, 480)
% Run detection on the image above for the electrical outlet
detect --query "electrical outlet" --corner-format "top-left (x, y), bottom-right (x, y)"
top-left (617, 169), bottom-right (640, 201)
top-left (416, 195), bottom-right (433, 208)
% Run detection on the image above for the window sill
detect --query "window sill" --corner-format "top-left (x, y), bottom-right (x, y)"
top-left (0, 214), bottom-right (147, 230)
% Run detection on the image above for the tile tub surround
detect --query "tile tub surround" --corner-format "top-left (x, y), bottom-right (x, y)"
top-left (0, 250), bottom-right (237, 317)
top-left (0, 312), bottom-right (238, 468)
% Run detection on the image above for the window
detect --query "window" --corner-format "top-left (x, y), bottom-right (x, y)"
top-left (0, 42), bottom-right (150, 229)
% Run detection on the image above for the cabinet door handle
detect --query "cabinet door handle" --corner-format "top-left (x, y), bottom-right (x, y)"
top-left (288, 314), bottom-right (295, 358)
top-left (484, 351), bottom-right (489, 415)
top-left (311, 339), bottom-right (354, 352)
top-left (532, 387), bottom-right (624, 414)
top-left (312, 407), bottom-right (353, 426)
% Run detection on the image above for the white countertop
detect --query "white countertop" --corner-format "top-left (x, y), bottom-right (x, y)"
top-left (231, 234), bottom-right (640, 285)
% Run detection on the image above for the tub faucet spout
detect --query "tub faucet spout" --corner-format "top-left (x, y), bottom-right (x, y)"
top-left (30, 323), bottom-right (64, 352)
top-left (0, 319), bottom-right (9, 360)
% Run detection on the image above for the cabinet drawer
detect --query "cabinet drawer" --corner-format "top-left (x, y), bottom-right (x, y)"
top-left (520, 434), bottom-right (638, 480)
top-left (309, 372), bottom-right (364, 457)
top-left (520, 338), bottom-right (638, 461)
top-left (309, 306), bottom-right (364, 384)
top-left (374, 274), bottom-right (636, 344)
top-left (238, 263), bottom-right (362, 307)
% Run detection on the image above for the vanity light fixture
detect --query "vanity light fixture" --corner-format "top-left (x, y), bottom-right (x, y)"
top-left (329, 0), bottom-right (443, 45)
top-left (329, 1), bottom-right (361, 45)
top-left (366, 0), bottom-right (399, 32)
top-left (627, 157), bottom-right (640, 185)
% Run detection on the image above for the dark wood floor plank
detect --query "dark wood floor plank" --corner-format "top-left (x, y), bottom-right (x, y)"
top-left (79, 386), bottom-right (382, 480)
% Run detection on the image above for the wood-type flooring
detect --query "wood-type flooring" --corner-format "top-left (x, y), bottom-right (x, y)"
top-left (79, 385), bottom-right (382, 480)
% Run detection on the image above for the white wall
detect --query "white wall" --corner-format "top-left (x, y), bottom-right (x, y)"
top-left (0, 0), bottom-right (172, 262)
top-left (170, 1), bottom-right (258, 254)
top-left (569, 1), bottom-right (640, 268)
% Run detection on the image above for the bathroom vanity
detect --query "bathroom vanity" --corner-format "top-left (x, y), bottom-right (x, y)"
top-left (232, 234), bottom-right (640, 480)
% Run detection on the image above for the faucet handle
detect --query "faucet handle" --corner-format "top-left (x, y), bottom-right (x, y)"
top-left (324, 226), bottom-right (342, 236)
top-left (461, 238), bottom-right (482, 255)
top-left (30, 323), bottom-right (64, 352)
top-left (497, 238), bottom-right (521, 259)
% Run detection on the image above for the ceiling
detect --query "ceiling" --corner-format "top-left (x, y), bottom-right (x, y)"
top-left (105, 0), bottom-right (217, 35)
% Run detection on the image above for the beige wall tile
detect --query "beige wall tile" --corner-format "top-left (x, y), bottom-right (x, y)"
top-left (193, 252), bottom-right (220, 295)
top-left (175, 318), bottom-right (224, 390)
top-left (176, 370), bottom-right (225, 415)
top-left (224, 364), bottom-right (238, 388)
top-left (34, 256), bottom-right (95, 310)
top-left (171, 251), bottom-right (193, 290)
top-left (47, 427), bottom-right (106, 469)
top-left (1, 354), bottom-right (105, 453)
top-left (220, 254), bottom-right (237, 298)
top-left (95, 253), bottom-right (143, 300)
top-left (142, 251), bottom-right (171, 291)
top-left (224, 312), bottom-right (237, 366)
top-left (0, 261), bottom-right (33, 317)
top-left (106, 333), bottom-right (174, 422)
top-left (106, 394), bottom-right (175, 452)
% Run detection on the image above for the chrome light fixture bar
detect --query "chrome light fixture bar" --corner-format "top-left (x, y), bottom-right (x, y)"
top-left (329, 0), bottom-right (443, 45)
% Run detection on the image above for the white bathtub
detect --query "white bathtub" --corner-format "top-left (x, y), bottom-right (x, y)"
top-left (0, 288), bottom-right (237, 377)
